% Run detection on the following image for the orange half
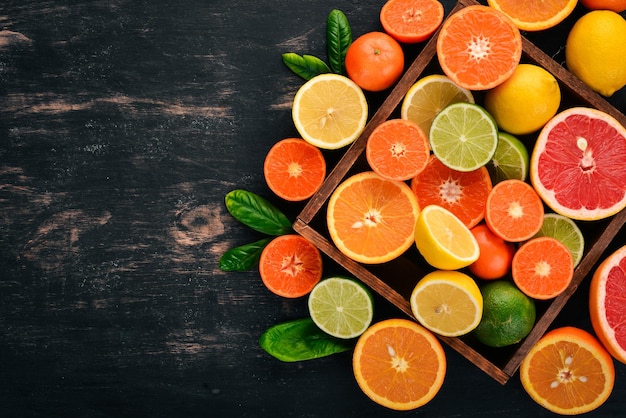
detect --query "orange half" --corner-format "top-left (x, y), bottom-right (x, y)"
top-left (487, 0), bottom-right (578, 31)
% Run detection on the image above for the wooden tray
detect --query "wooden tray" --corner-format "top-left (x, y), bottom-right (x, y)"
top-left (293, 0), bottom-right (626, 384)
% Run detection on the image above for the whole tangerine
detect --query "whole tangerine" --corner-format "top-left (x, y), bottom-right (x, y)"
top-left (468, 224), bottom-right (516, 280)
top-left (579, 0), bottom-right (626, 12)
top-left (345, 31), bottom-right (404, 92)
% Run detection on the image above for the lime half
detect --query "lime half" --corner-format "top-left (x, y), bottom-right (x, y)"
top-left (533, 213), bottom-right (585, 267)
top-left (308, 276), bottom-right (374, 339)
top-left (429, 102), bottom-right (498, 172)
top-left (487, 132), bottom-right (529, 184)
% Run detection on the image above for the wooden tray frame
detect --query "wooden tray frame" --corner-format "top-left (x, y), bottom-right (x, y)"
top-left (293, 0), bottom-right (626, 384)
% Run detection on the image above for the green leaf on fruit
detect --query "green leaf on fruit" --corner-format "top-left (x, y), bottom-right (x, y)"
top-left (326, 9), bottom-right (352, 74)
top-left (224, 189), bottom-right (292, 236)
top-left (219, 237), bottom-right (273, 272)
top-left (282, 53), bottom-right (331, 80)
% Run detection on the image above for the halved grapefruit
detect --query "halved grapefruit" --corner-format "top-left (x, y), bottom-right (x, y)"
top-left (530, 107), bottom-right (626, 221)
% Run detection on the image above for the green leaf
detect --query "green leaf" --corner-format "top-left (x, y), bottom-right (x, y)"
top-left (259, 318), bottom-right (355, 362)
top-left (225, 189), bottom-right (293, 236)
top-left (282, 53), bottom-right (331, 80)
top-left (219, 237), bottom-right (273, 271)
top-left (326, 9), bottom-right (352, 74)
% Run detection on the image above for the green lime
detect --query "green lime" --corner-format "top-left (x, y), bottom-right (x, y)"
top-left (307, 276), bottom-right (374, 339)
top-left (473, 281), bottom-right (536, 347)
top-left (486, 132), bottom-right (529, 184)
top-left (429, 102), bottom-right (498, 172)
top-left (533, 213), bottom-right (585, 268)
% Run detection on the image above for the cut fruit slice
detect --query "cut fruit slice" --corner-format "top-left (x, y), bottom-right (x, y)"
top-left (485, 179), bottom-right (544, 242)
top-left (401, 74), bottom-right (474, 137)
top-left (380, 0), bottom-right (445, 44)
top-left (259, 234), bottom-right (323, 298)
top-left (308, 276), bottom-right (374, 339)
top-left (436, 5), bottom-right (522, 90)
top-left (512, 236), bottom-right (574, 300)
top-left (486, 132), bottom-right (529, 184)
top-left (487, 0), bottom-right (578, 31)
top-left (263, 138), bottom-right (326, 201)
top-left (292, 73), bottom-right (368, 149)
top-left (410, 155), bottom-right (492, 229)
top-left (410, 270), bottom-right (483, 337)
top-left (533, 213), bottom-right (584, 268)
top-left (414, 204), bottom-right (480, 270)
top-left (520, 326), bottom-right (615, 415)
top-left (530, 107), bottom-right (626, 221)
top-left (366, 118), bottom-right (430, 181)
top-left (429, 102), bottom-right (499, 172)
top-left (589, 245), bottom-right (626, 364)
top-left (327, 171), bottom-right (420, 264)
top-left (353, 318), bottom-right (446, 411)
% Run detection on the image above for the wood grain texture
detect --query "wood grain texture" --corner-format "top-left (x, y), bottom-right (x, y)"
top-left (1, 1), bottom-right (625, 417)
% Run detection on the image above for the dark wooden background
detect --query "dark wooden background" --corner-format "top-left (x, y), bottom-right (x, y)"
top-left (1, 1), bottom-right (624, 416)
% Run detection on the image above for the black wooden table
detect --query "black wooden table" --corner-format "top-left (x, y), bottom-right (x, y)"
top-left (1, 1), bottom-right (624, 417)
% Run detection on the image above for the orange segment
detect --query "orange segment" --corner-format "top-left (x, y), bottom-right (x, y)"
top-left (512, 236), bottom-right (574, 300)
top-left (353, 318), bottom-right (446, 411)
top-left (520, 326), bottom-right (615, 415)
top-left (487, 0), bottom-right (578, 31)
top-left (380, 0), bottom-right (445, 44)
top-left (485, 179), bottom-right (544, 242)
top-left (366, 119), bottom-right (430, 181)
top-left (436, 5), bottom-right (522, 90)
top-left (259, 235), bottom-right (323, 298)
top-left (589, 245), bottom-right (626, 364)
top-left (411, 155), bottom-right (492, 229)
top-left (327, 171), bottom-right (420, 264)
top-left (263, 138), bottom-right (326, 201)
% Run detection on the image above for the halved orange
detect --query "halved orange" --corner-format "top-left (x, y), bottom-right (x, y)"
top-left (380, 0), bottom-right (445, 44)
top-left (520, 326), bottom-right (615, 415)
top-left (487, 0), bottom-right (578, 31)
top-left (327, 171), bottom-right (420, 264)
top-left (353, 318), bottom-right (446, 410)
top-left (436, 5), bottom-right (522, 90)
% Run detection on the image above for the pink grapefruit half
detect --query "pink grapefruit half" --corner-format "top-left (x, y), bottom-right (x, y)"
top-left (589, 245), bottom-right (626, 364)
top-left (530, 107), bottom-right (626, 221)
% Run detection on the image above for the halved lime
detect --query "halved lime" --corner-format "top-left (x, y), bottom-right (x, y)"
top-left (429, 102), bottom-right (498, 172)
top-left (486, 132), bottom-right (529, 184)
top-left (533, 213), bottom-right (585, 267)
top-left (401, 74), bottom-right (474, 137)
top-left (307, 276), bottom-right (374, 339)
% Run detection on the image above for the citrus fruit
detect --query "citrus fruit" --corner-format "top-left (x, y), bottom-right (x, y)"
top-left (565, 10), bottom-right (626, 97)
top-left (410, 270), bottom-right (483, 337)
top-left (327, 171), bottom-right (419, 264)
top-left (486, 0), bottom-right (578, 31)
top-left (580, 0), bottom-right (626, 12)
top-left (380, 0), bottom-right (445, 44)
top-left (512, 236), bottom-right (574, 300)
top-left (400, 74), bottom-right (474, 137)
top-left (530, 107), bottom-right (626, 221)
top-left (486, 132), bottom-right (529, 184)
top-left (468, 223), bottom-right (515, 280)
top-left (352, 318), bottom-right (446, 410)
top-left (263, 138), bottom-right (326, 201)
top-left (436, 5), bottom-right (522, 90)
top-left (473, 280), bottom-right (536, 347)
top-left (520, 326), bottom-right (615, 415)
top-left (345, 31), bottom-right (404, 92)
top-left (292, 73), bottom-right (368, 149)
top-left (307, 276), bottom-right (374, 339)
top-left (410, 155), bottom-right (492, 229)
top-left (589, 245), bottom-right (626, 364)
top-left (414, 204), bottom-right (480, 270)
top-left (429, 102), bottom-right (499, 172)
top-left (259, 234), bottom-right (323, 298)
top-left (533, 213), bottom-right (585, 268)
top-left (484, 64), bottom-right (561, 136)
top-left (365, 118), bottom-right (430, 181)
top-left (485, 179), bottom-right (544, 242)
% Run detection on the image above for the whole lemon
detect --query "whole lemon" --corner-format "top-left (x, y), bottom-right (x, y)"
top-left (566, 10), bottom-right (626, 97)
top-left (484, 64), bottom-right (561, 136)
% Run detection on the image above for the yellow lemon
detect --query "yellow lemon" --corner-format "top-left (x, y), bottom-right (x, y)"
top-left (484, 64), bottom-right (561, 135)
top-left (565, 10), bottom-right (626, 97)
